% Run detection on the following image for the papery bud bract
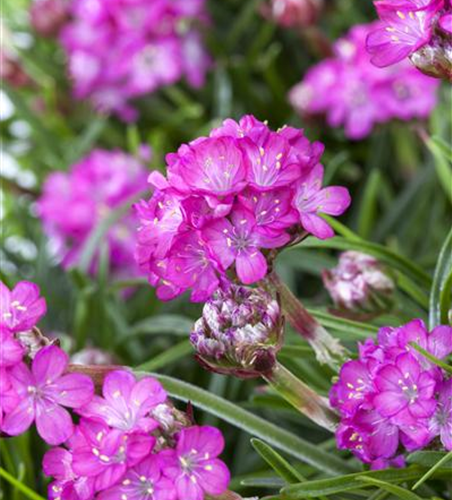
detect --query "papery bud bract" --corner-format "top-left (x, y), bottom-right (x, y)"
top-left (322, 251), bottom-right (395, 318)
top-left (190, 285), bottom-right (284, 378)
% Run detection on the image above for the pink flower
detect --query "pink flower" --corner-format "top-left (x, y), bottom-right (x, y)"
top-left (60, 0), bottom-right (210, 119)
top-left (161, 426), bottom-right (230, 500)
top-left (70, 419), bottom-right (155, 492)
top-left (290, 22), bottom-right (439, 139)
top-left (97, 455), bottom-right (176, 500)
top-left (367, 0), bottom-right (443, 67)
top-left (0, 369), bottom-right (19, 429)
top-left (136, 115), bottom-right (351, 301)
top-left (292, 164), bottom-right (351, 239)
top-left (37, 149), bottom-right (149, 277)
top-left (0, 327), bottom-right (24, 367)
top-left (204, 207), bottom-right (289, 284)
top-left (0, 280), bottom-right (46, 333)
top-left (79, 370), bottom-right (167, 432)
top-left (1, 345), bottom-right (94, 445)
top-left (43, 447), bottom-right (94, 500)
top-left (429, 379), bottom-right (452, 450)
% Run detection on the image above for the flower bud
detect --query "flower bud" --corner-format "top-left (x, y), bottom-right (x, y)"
top-left (29, 0), bottom-right (69, 37)
top-left (263, 0), bottom-right (324, 28)
top-left (190, 285), bottom-right (284, 378)
top-left (71, 347), bottom-right (115, 366)
top-left (322, 251), bottom-right (395, 318)
top-left (0, 50), bottom-right (34, 89)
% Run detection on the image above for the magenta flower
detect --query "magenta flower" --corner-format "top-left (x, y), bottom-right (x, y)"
top-left (161, 426), bottom-right (230, 500)
top-left (43, 447), bottom-right (94, 500)
top-left (97, 455), bottom-right (176, 500)
top-left (0, 280), bottom-right (46, 333)
top-left (79, 370), bottom-right (167, 432)
top-left (429, 379), bottom-right (452, 450)
top-left (204, 207), bottom-right (289, 284)
top-left (60, 0), bottom-right (210, 119)
top-left (0, 369), bottom-right (19, 429)
top-left (71, 419), bottom-right (155, 492)
top-left (2, 345), bottom-right (94, 444)
top-left (136, 115), bottom-right (351, 301)
top-left (37, 149), bottom-right (149, 277)
top-left (0, 327), bottom-right (24, 367)
top-left (292, 164), bottom-right (351, 240)
top-left (290, 22), bottom-right (439, 139)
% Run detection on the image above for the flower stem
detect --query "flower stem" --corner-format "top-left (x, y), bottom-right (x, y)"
top-left (262, 361), bottom-right (338, 432)
top-left (264, 271), bottom-right (347, 369)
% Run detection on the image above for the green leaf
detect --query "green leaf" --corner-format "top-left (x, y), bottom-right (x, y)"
top-left (251, 438), bottom-right (306, 484)
top-left (0, 467), bottom-right (46, 500)
top-left (410, 342), bottom-right (452, 375)
top-left (293, 236), bottom-right (432, 289)
top-left (429, 228), bottom-right (452, 328)
top-left (135, 340), bottom-right (193, 372)
top-left (357, 169), bottom-right (382, 239)
top-left (357, 477), bottom-right (424, 500)
top-left (426, 136), bottom-right (452, 204)
top-left (282, 467), bottom-right (429, 498)
top-left (77, 190), bottom-right (147, 273)
top-left (411, 450), bottom-right (452, 490)
top-left (140, 374), bottom-right (356, 475)
top-left (307, 309), bottom-right (378, 340)
top-left (407, 451), bottom-right (452, 469)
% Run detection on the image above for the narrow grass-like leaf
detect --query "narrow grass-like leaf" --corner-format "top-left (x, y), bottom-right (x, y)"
top-left (282, 467), bottom-right (428, 498)
top-left (411, 450), bottom-right (452, 490)
top-left (426, 136), bottom-right (452, 204)
top-left (357, 477), bottom-right (424, 500)
top-left (410, 343), bottom-right (452, 374)
top-left (407, 451), bottom-right (452, 469)
top-left (140, 374), bottom-right (356, 475)
top-left (78, 190), bottom-right (147, 272)
top-left (293, 237), bottom-right (431, 289)
top-left (0, 467), bottom-right (46, 500)
top-left (307, 309), bottom-right (378, 339)
top-left (135, 339), bottom-right (193, 371)
top-left (251, 438), bottom-right (306, 484)
top-left (429, 228), bottom-right (452, 328)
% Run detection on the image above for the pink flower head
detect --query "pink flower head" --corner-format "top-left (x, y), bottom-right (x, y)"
top-left (79, 370), bottom-right (167, 432)
top-left (60, 0), bottom-right (210, 119)
top-left (97, 455), bottom-right (176, 500)
top-left (70, 419), bottom-right (155, 492)
top-left (331, 319), bottom-right (451, 467)
top-left (367, 0), bottom-right (443, 67)
top-left (0, 368), bottom-right (19, 429)
top-left (136, 115), bottom-right (350, 301)
top-left (290, 22), bottom-right (439, 139)
top-left (292, 164), bottom-right (351, 239)
top-left (161, 426), bottom-right (230, 500)
top-left (43, 447), bottom-right (94, 500)
top-left (37, 149), bottom-right (149, 278)
top-left (1, 345), bottom-right (94, 445)
top-left (0, 280), bottom-right (46, 333)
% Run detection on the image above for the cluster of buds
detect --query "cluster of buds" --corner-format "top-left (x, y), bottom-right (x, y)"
top-left (29, 0), bottom-right (69, 37)
top-left (190, 285), bottom-right (284, 378)
top-left (322, 251), bottom-right (395, 319)
top-left (367, 0), bottom-right (452, 81)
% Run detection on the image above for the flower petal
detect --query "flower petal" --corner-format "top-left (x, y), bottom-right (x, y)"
top-left (35, 401), bottom-right (74, 445)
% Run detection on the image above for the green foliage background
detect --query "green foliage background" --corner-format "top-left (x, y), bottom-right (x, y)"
top-left (1, 0), bottom-right (451, 499)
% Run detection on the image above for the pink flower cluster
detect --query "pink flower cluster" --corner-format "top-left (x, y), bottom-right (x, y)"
top-left (330, 319), bottom-right (452, 469)
top-left (37, 148), bottom-right (149, 277)
top-left (0, 280), bottom-right (230, 500)
top-left (60, 0), bottom-right (210, 120)
top-left (367, 0), bottom-right (451, 68)
top-left (135, 115), bottom-right (351, 302)
top-left (289, 23), bottom-right (439, 139)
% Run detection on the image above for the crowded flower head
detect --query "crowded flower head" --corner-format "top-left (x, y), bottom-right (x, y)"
top-left (289, 22), bottom-right (439, 139)
top-left (330, 319), bottom-right (452, 469)
top-left (59, 0), bottom-right (210, 120)
top-left (38, 148), bottom-right (149, 278)
top-left (367, 0), bottom-right (452, 80)
top-left (0, 279), bottom-right (230, 500)
top-left (135, 115), bottom-right (351, 302)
